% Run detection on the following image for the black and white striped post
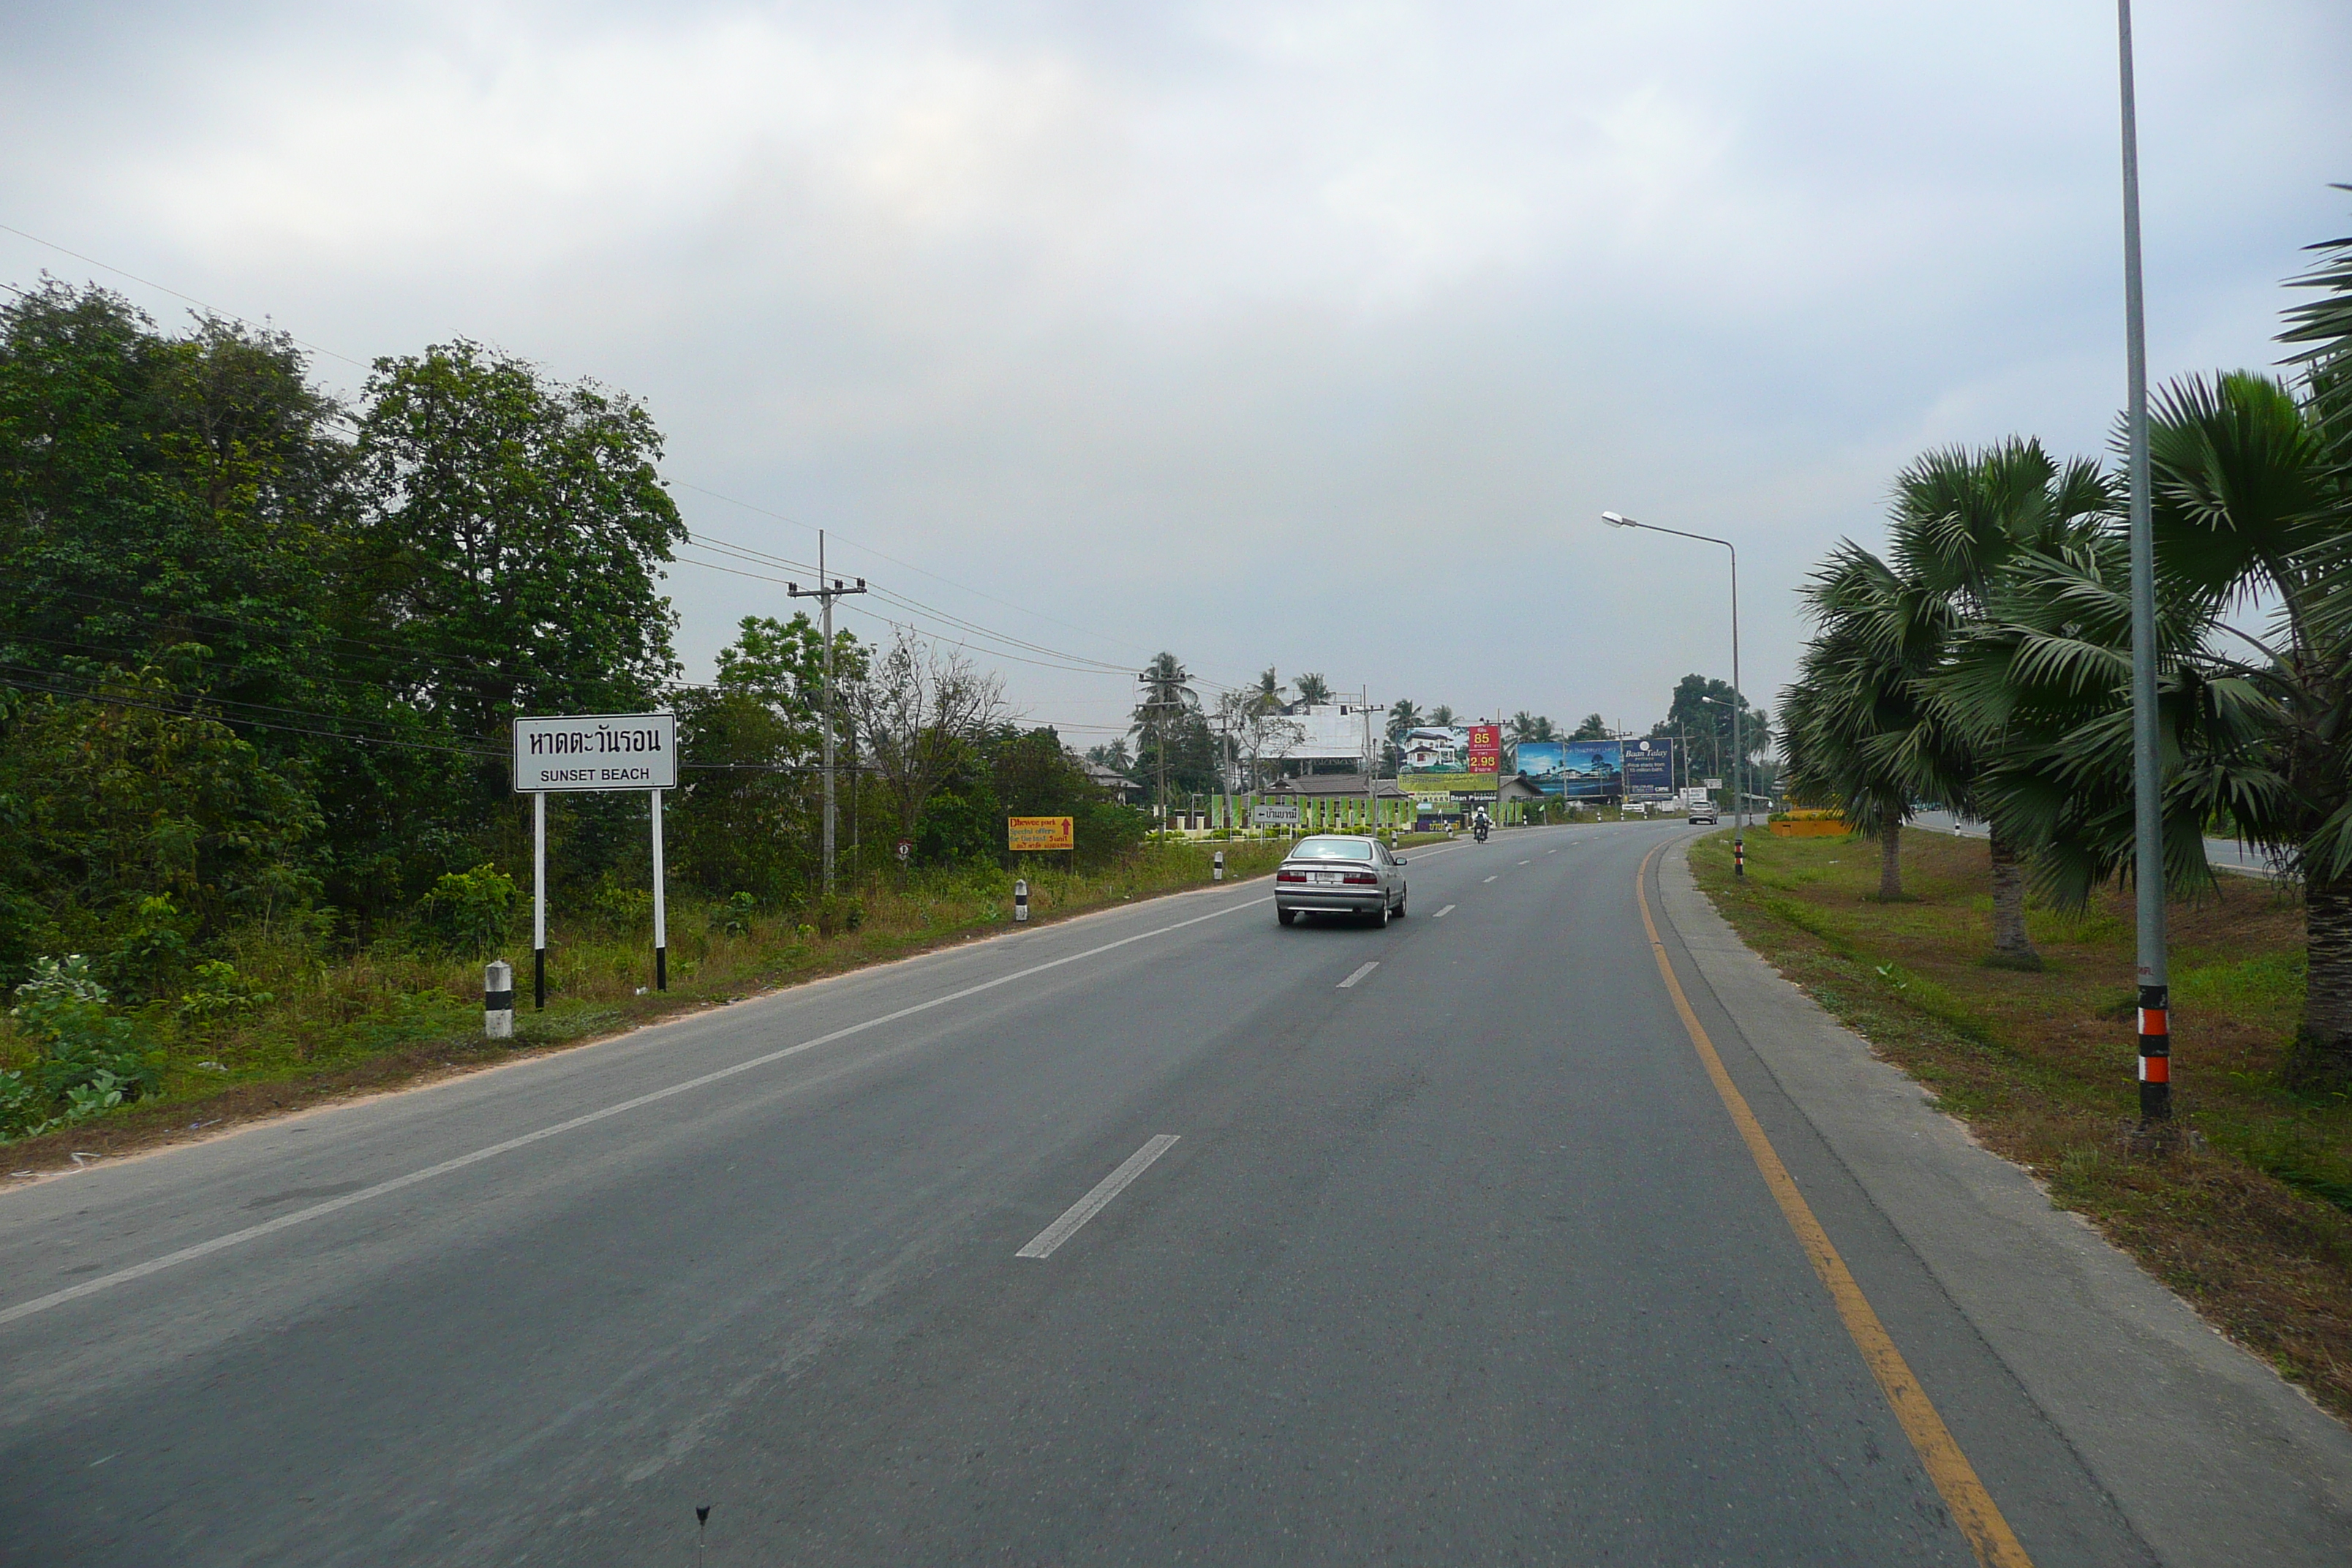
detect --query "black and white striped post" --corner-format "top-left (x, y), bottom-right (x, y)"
top-left (1213, 850), bottom-right (1225, 883)
top-left (485, 960), bottom-right (514, 1039)
top-left (1014, 878), bottom-right (1029, 923)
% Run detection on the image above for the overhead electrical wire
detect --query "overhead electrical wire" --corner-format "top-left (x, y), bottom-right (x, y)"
top-left (2, 225), bottom-right (1248, 701)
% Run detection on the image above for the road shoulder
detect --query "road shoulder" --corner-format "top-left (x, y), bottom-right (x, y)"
top-left (1657, 837), bottom-right (2352, 1567)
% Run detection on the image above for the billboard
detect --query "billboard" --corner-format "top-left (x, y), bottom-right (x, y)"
top-left (1623, 736), bottom-right (1677, 801)
top-left (1549, 740), bottom-right (1623, 800)
top-left (1008, 815), bottom-right (1075, 851)
top-left (1396, 723), bottom-right (1501, 800)
top-left (1515, 739), bottom-right (1567, 794)
top-left (1278, 704), bottom-right (1383, 761)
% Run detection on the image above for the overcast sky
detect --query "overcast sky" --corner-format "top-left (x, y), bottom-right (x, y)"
top-left (4, 1), bottom-right (2345, 747)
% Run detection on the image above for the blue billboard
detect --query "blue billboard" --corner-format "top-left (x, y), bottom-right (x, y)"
top-left (1622, 736), bottom-right (1677, 801)
top-left (1517, 739), bottom-right (1621, 799)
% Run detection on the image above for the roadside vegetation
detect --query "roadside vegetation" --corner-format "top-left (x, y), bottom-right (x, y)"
top-left (1695, 827), bottom-right (2352, 1420)
top-left (0, 837), bottom-right (1306, 1165)
top-left (1779, 203), bottom-right (2352, 1083)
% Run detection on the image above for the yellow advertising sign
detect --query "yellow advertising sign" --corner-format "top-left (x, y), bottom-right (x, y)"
top-left (1008, 815), bottom-right (1075, 852)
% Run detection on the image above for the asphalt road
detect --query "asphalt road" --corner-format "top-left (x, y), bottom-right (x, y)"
top-left (0, 822), bottom-right (2273, 1563)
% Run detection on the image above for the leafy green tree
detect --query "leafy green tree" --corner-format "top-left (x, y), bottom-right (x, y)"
top-left (346, 340), bottom-right (685, 742)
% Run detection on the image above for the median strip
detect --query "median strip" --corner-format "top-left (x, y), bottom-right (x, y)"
top-left (1015, 1134), bottom-right (1180, 1259)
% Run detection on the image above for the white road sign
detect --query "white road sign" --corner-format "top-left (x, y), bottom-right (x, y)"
top-left (1253, 803), bottom-right (1302, 826)
top-left (513, 712), bottom-right (676, 794)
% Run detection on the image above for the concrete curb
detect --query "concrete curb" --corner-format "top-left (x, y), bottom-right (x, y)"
top-left (1657, 840), bottom-right (2352, 1567)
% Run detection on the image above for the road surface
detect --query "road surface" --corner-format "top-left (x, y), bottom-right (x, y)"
top-left (3, 823), bottom-right (2346, 1564)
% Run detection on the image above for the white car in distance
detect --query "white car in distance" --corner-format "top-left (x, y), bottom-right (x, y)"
top-left (1274, 834), bottom-right (1408, 927)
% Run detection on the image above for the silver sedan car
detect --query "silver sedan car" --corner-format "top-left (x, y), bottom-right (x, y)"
top-left (1273, 834), bottom-right (1409, 927)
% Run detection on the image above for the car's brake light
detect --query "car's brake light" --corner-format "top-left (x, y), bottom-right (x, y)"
top-left (1342, 871), bottom-right (1378, 885)
top-left (1277, 869), bottom-right (1305, 882)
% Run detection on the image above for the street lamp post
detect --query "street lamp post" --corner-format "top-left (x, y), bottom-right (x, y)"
top-left (1602, 512), bottom-right (1745, 876)
top-left (2117, 0), bottom-right (2170, 1126)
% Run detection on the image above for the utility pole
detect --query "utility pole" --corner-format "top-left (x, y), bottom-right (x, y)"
top-left (2117, 0), bottom-right (2169, 1123)
top-left (787, 531), bottom-right (867, 895)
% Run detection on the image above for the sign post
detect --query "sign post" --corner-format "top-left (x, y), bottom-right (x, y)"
top-left (513, 712), bottom-right (677, 1004)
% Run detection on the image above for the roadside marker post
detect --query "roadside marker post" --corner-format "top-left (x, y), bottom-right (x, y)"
top-left (1014, 878), bottom-right (1029, 923)
top-left (1213, 850), bottom-right (1225, 883)
top-left (483, 960), bottom-right (514, 1039)
top-left (651, 787), bottom-right (668, 990)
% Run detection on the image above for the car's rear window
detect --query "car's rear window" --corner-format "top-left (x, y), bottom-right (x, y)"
top-left (1288, 838), bottom-right (1373, 861)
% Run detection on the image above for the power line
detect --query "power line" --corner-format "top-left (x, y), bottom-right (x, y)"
top-left (4, 229), bottom-right (1250, 694)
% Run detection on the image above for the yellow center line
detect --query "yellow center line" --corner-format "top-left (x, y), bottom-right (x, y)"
top-left (1635, 843), bottom-right (2033, 1568)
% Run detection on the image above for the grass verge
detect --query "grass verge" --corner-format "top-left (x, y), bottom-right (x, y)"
top-left (4, 834), bottom-right (1446, 1175)
top-left (1691, 826), bottom-right (2352, 1422)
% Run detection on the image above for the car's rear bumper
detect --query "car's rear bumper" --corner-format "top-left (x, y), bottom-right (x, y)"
top-left (1275, 888), bottom-right (1386, 914)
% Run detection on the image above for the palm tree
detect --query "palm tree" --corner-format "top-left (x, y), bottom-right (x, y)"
top-left (1133, 652), bottom-right (1199, 832)
top-left (1294, 672), bottom-right (1332, 707)
top-left (1950, 358), bottom-right (2351, 1080)
top-left (1783, 543), bottom-right (1968, 901)
top-left (1387, 698), bottom-right (1423, 744)
top-left (1886, 439), bottom-right (2114, 964)
top-left (1571, 713), bottom-right (1608, 742)
top-left (1429, 704), bottom-right (1458, 727)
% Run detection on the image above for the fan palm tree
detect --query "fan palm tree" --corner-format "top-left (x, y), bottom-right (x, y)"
top-left (1885, 438), bottom-right (2115, 963)
top-left (1783, 543), bottom-right (1970, 901)
top-left (1949, 359), bottom-right (2351, 1080)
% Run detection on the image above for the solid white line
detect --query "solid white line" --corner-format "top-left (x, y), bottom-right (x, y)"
top-left (1337, 961), bottom-right (1380, 990)
top-left (1016, 1134), bottom-right (1180, 1259)
top-left (0, 897), bottom-right (1272, 1330)
top-left (1433, 905), bottom-right (1455, 919)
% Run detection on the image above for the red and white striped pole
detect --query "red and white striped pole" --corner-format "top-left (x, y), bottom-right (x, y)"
top-left (2138, 984), bottom-right (2170, 1118)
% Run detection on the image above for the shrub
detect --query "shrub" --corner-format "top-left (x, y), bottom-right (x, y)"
top-left (177, 959), bottom-right (276, 1029)
top-left (709, 891), bottom-right (758, 938)
top-left (4, 954), bottom-right (157, 1137)
top-left (414, 864), bottom-right (518, 956)
top-left (815, 893), bottom-right (864, 937)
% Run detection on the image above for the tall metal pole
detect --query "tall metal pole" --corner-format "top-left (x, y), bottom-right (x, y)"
top-left (788, 540), bottom-right (866, 897)
top-left (1730, 542), bottom-right (1744, 876)
top-left (1597, 512), bottom-right (1741, 872)
top-left (821, 530), bottom-right (835, 894)
top-left (2119, 0), bottom-right (2170, 1121)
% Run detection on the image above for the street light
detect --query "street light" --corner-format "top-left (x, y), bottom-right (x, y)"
top-left (2117, 0), bottom-right (2170, 1125)
top-left (1602, 511), bottom-right (1746, 876)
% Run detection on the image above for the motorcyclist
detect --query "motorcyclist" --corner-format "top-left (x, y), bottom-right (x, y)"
top-left (1472, 806), bottom-right (1490, 841)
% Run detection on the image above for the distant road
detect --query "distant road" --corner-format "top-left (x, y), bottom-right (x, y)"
top-left (4, 822), bottom-right (2344, 1564)
top-left (1912, 808), bottom-right (2281, 878)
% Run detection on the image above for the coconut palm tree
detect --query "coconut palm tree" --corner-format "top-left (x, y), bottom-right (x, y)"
top-left (1428, 704), bottom-right (1458, 727)
top-left (1387, 698), bottom-right (1423, 743)
top-left (1294, 672), bottom-right (1333, 707)
top-left (1133, 652), bottom-right (1199, 831)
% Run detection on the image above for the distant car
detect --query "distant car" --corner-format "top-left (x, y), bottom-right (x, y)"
top-left (1274, 834), bottom-right (1408, 927)
top-left (1687, 799), bottom-right (1719, 825)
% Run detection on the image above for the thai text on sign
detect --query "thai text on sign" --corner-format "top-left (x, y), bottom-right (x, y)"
top-left (513, 713), bottom-right (677, 793)
top-left (1008, 815), bottom-right (1075, 852)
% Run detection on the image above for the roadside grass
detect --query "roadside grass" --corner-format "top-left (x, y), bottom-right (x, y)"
top-left (3, 835), bottom-right (1435, 1171)
top-left (1692, 826), bottom-right (2352, 1422)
